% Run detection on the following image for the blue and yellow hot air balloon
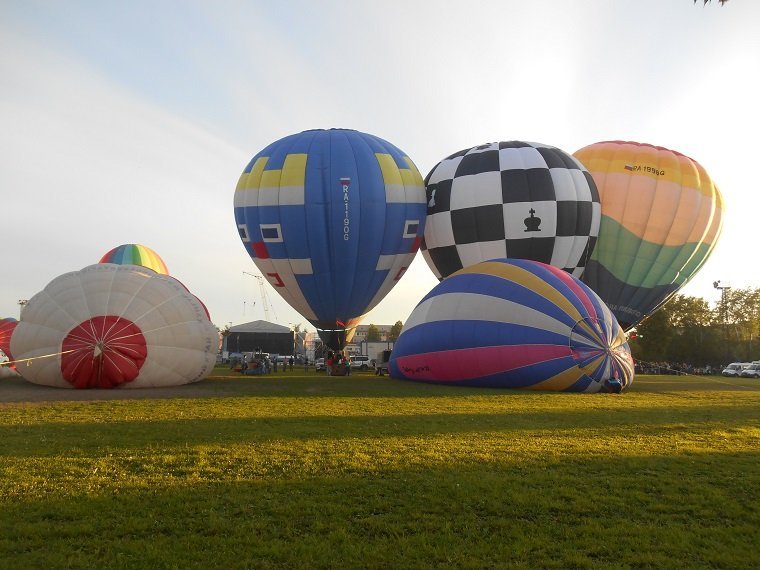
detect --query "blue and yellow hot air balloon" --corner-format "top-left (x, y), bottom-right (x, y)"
top-left (234, 129), bottom-right (427, 348)
top-left (390, 258), bottom-right (634, 392)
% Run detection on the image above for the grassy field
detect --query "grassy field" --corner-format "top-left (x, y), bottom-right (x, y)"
top-left (0, 369), bottom-right (758, 569)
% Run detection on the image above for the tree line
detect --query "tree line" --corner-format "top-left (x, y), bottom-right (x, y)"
top-left (630, 286), bottom-right (760, 366)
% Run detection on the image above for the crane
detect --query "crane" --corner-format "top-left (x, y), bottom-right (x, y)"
top-left (243, 271), bottom-right (277, 322)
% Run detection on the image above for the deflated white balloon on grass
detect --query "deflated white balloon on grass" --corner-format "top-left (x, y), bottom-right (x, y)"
top-left (11, 264), bottom-right (218, 389)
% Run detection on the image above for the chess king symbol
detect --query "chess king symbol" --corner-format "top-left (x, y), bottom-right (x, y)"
top-left (524, 208), bottom-right (542, 232)
top-left (427, 185), bottom-right (437, 210)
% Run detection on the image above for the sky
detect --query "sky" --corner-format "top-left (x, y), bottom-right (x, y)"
top-left (1, 0), bottom-right (758, 333)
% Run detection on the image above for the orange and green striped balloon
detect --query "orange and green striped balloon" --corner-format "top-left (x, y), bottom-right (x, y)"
top-left (99, 244), bottom-right (169, 275)
top-left (573, 141), bottom-right (723, 330)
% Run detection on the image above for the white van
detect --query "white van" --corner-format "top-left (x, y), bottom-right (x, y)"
top-left (739, 362), bottom-right (760, 378)
top-left (722, 362), bottom-right (751, 377)
top-left (350, 355), bottom-right (371, 370)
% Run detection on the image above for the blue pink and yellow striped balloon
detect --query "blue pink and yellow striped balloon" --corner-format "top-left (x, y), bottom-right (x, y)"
top-left (99, 244), bottom-right (169, 275)
top-left (390, 258), bottom-right (634, 392)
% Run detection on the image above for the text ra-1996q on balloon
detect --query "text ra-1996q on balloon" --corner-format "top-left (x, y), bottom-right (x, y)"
top-left (573, 141), bottom-right (724, 330)
top-left (234, 129), bottom-right (427, 349)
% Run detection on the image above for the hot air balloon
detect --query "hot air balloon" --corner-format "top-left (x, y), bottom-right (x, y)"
top-left (0, 317), bottom-right (17, 361)
top-left (10, 264), bottom-right (218, 389)
top-left (0, 318), bottom-right (19, 377)
top-left (100, 243), bottom-right (169, 275)
top-left (421, 141), bottom-right (600, 280)
top-left (390, 258), bottom-right (634, 393)
top-left (234, 129), bottom-right (427, 349)
top-left (573, 141), bottom-right (724, 329)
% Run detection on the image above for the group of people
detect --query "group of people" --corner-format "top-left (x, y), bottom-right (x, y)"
top-left (325, 351), bottom-right (351, 376)
top-left (634, 361), bottom-right (715, 375)
top-left (236, 354), bottom-right (296, 375)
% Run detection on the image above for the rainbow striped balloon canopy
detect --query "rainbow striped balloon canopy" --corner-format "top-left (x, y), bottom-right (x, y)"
top-left (99, 244), bottom-right (169, 275)
top-left (573, 141), bottom-right (723, 330)
top-left (390, 258), bottom-right (634, 392)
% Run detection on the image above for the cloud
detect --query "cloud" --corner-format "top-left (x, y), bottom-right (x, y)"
top-left (0, 25), bottom-right (438, 329)
top-left (0, 30), bottom-right (256, 324)
top-left (2, 0), bottom-right (759, 330)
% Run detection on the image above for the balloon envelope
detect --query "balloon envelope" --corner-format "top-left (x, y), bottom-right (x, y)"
top-left (0, 318), bottom-right (18, 361)
top-left (573, 141), bottom-right (724, 329)
top-left (422, 141), bottom-right (600, 280)
top-left (234, 129), bottom-right (427, 348)
top-left (390, 259), bottom-right (634, 392)
top-left (10, 264), bottom-right (218, 389)
top-left (100, 243), bottom-right (169, 275)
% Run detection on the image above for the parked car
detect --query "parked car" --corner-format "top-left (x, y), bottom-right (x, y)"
top-left (739, 363), bottom-right (760, 378)
top-left (350, 355), bottom-right (371, 370)
top-left (722, 362), bottom-right (751, 377)
top-left (315, 358), bottom-right (325, 371)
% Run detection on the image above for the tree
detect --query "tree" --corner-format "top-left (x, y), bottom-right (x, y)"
top-left (719, 287), bottom-right (760, 360)
top-left (366, 324), bottom-right (381, 342)
top-left (314, 340), bottom-right (327, 359)
top-left (389, 321), bottom-right (403, 342)
top-left (627, 290), bottom-right (759, 367)
top-left (631, 308), bottom-right (673, 363)
top-left (667, 295), bottom-right (714, 329)
top-left (665, 295), bottom-right (722, 365)
top-left (630, 294), bottom-right (718, 365)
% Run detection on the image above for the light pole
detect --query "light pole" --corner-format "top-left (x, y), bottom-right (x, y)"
top-left (713, 281), bottom-right (731, 361)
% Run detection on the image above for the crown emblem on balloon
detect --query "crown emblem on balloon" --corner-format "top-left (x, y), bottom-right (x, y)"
top-left (524, 208), bottom-right (542, 232)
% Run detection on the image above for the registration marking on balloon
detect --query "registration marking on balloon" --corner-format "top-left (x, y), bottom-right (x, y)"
top-left (341, 177), bottom-right (351, 241)
top-left (623, 164), bottom-right (665, 176)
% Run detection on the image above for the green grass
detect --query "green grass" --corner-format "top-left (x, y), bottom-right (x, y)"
top-left (1, 370), bottom-right (759, 569)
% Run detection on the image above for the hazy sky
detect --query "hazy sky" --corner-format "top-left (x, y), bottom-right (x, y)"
top-left (1, 0), bottom-right (758, 332)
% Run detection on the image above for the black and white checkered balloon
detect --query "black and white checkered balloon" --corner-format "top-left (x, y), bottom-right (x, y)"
top-left (421, 141), bottom-right (601, 280)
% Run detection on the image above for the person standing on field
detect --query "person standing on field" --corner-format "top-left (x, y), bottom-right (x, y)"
top-left (344, 354), bottom-right (351, 376)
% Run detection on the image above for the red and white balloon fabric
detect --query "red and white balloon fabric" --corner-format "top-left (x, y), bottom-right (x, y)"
top-left (0, 318), bottom-right (20, 378)
top-left (0, 317), bottom-right (18, 361)
top-left (10, 264), bottom-right (218, 389)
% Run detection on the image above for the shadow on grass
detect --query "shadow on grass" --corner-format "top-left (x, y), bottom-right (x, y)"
top-left (1, 451), bottom-right (758, 569)
top-left (2, 401), bottom-right (758, 456)
top-left (2, 373), bottom-right (759, 406)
